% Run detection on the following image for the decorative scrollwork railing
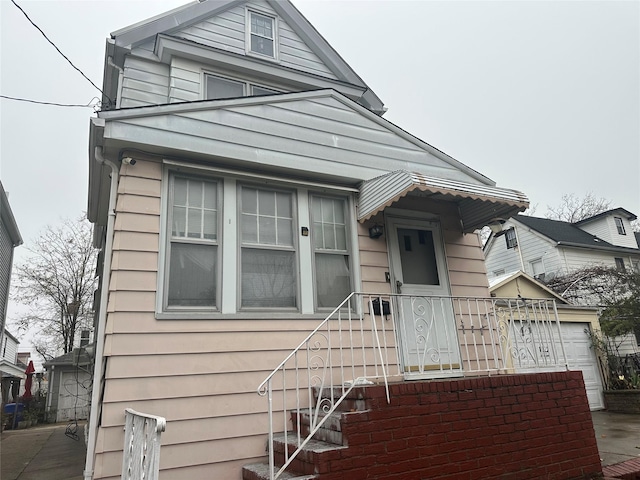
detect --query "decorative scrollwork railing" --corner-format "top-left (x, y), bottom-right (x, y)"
top-left (257, 294), bottom-right (567, 479)
top-left (121, 408), bottom-right (166, 480)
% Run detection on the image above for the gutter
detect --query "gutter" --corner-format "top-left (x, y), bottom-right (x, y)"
top-left (83, 147), bottom-right (118, 480)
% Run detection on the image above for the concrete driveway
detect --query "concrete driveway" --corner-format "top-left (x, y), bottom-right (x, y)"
top-left (592, 411), bottom-right (640, 467)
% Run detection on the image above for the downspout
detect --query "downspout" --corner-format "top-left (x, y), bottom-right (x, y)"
top-left (84, 147), bottom-right (118, 480)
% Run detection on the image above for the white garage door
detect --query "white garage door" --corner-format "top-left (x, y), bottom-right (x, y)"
top-left (560, 322), bottom-right (604, 411)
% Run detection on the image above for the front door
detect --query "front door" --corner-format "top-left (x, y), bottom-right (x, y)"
top-left (387, 216), bottom-right (462, 378)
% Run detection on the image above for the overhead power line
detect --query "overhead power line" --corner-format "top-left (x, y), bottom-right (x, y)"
top-left (0, 94), bottom-right (99, 109)
top-left (10, 0), bottom-right (112, 108)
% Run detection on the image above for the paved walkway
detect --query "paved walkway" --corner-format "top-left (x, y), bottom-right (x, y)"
top-left (1, 413), bottom-right (639, 479)
top-left (1, 423), bottom-right (86, 480)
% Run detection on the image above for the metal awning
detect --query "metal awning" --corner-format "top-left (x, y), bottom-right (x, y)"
top-left (358, 170), bottom-right (529, 232)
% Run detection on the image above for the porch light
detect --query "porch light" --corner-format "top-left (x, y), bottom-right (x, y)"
top-left (488, 218), bottom-right (506, 235)
top-left (368, 224), bottom-right (384, 239)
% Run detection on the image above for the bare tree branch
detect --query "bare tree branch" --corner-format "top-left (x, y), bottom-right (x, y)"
top-left (546, 193), bottom-right (612, 223)
top-left (11, 216), bottom-right (97, 361)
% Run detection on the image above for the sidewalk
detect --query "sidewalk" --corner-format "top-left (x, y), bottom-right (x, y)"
top-left (0, 423), bottom-right (86, 480)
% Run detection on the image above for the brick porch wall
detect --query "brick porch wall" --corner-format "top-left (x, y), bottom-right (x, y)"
top-left (321, 371), bottom-right (602, 479)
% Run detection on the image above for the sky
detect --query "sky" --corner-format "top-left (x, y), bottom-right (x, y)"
top-left (1, 0), bottom-right (639, 354)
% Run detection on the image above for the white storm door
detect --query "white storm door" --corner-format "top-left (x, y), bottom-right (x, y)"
top-left (387, 217), bottom-right (462, 378)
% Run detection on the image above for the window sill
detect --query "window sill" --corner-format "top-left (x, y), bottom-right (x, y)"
top-left (155, 311), bottom-right (330, 321)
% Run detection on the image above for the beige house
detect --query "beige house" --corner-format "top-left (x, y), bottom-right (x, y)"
top-left (489, 270), bottom-right (605, 410)
top-left (77, 2), bottom-right (585, 479)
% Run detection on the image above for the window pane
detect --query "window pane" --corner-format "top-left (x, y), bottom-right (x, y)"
top-left (333, 200), bottom-right (345, 223)
top-left (203, 210), bottom-right (217, 240)
top-left (251, 12), bottom-right (273, 37)
top-left (276, 192), bottom-right (291, 217)
top-left (204, 183), bottom-right (217, 209)
top-left (277, 218), bottom-right (293, 246)
top-left (242, 214), bottom-right (258, 243)
top-left (316, 254), bottom-right (350, 308)
top-left (206, 75), bottom-right (244, 100)
top-left (242, 188), bottom-right (257, 214)
top-left (168, 243), bottom-right (217, 307)
top-left (397, 228), bottom-right (439, 285)
top-left (172, 206), bottom-right (186, 237)
top-left (335, 225), bottom-right (347, 251)
top-left (313, 221), bottom-right (324, 249)
top-left (321, 198), bottom-right (334, 223)
top-left (251, 85), bottom-right (278, 96)
top-left (323, 224), bottom-right (336, 250)
top-left (187, 208), bottom-right (202, 238)
top-left (259, 190), bottom-right (275, 216)
top-left (174, 178), bottom-right (187, 206)
top-left (259, 217), bottom-right (276, 244)
top-left (242, 249), bottom-right (295, 308)
top-left (251, 35), bottom-right (274, 57)
top-left (188, 182), bottom-right (202, 207)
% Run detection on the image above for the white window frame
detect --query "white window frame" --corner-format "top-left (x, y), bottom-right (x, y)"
top-left (310, 193), bottom-right (354, 310)
top-left (156, 162), bottom-right (360, 318)
top-left (203, 72), bottom-right (283, 101)
top-left (614, 216), bottom-right (626, 235)
top-left (238, 183), bottom-right (299, 311)
top-left (162, 173), bottom-right (222, 311)
top-left (245, 8), bottom-right (279, 61)
top-left (529, 257), bottom-right (545, 280)
top-left (504, 228), bottom-right (517, 249)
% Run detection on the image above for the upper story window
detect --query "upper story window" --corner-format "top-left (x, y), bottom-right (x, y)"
top-left (530, 258), bottom-right (545, 281)
top-left (247, 10), bottom-right (278, 60)
top-left (205, 74), bottom-right (281, 101)
top-left (504, 228), bottom-right (517, 249)
top-left (614, 217), bottom-right (626, 235)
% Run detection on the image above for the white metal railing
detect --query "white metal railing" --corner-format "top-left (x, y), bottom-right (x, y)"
top-left (257, 294), bottom-right (567, 479)
top-left (121, 408), bottom-right (166, 480)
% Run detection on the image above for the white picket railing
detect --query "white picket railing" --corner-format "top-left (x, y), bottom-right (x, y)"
top-left (121, 408), bottom-right (166, 480)
top-left (257, 293), bottom-right (567, 479)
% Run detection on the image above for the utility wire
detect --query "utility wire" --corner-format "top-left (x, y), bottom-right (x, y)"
top-left (0, 94), bottom-right (99, 109)
top-left (10, 0), bottom-right (112, 108)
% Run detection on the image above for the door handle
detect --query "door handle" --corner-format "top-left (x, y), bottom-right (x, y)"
top-left (396, 280), bottom-right (403, 294)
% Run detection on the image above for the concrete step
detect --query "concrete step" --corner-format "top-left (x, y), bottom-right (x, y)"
top-left (313, 385), bottom-right (370, 412)
top-left (272, 432), bottom-right (347, 477)
top-left (290, 409), bottom-right (343, 445)
top-left (242, 462), bottom-right (317, 480)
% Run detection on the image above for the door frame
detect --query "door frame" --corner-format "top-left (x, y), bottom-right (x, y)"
top-left (385, 212), bottom-right (461, 379)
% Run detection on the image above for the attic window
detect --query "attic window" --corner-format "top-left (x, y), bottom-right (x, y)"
top-left (614, 217), bottom-right (626, 235)
top-left (247, 10), bottom-right (278, 59)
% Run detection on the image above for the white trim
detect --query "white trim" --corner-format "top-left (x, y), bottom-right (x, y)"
top-left (245, 7), bottom-right (280, 62)
top-left (163, 159), bottom-right (359, 192)
top-left (298, 189), bottom-right (314, 314)
top-left (156, 168), bottom-right (170, 315)
top-left (222, 177), bottom-right (237, 313)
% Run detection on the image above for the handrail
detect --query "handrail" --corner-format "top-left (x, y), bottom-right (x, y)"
top-left (257, 294), bottom-right (566, 479)
top-left (121, 408), bottom-right (166, 480)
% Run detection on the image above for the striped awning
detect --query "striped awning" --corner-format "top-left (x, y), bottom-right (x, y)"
top-left (358, 170), bottom-right (529, 232)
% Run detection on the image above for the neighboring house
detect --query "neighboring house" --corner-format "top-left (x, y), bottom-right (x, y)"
top-left (0, 182), bottom-right (23, 408)
top-left (0, 329), bottom-right (24, 405)
top-left (489, 271), bottom-right (604, 410)
top-left (484, 209), bottom-right (640, 354)
top-left (484, 209), bottom-right (640, 281)
top-left (44, 348), bottom-right (92, 423)
top-left (81, 2), bottom-right (612, 479)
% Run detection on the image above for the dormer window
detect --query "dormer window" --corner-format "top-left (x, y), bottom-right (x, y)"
top-left (247, 10), bottom-right (278, 60)
top-left (204, 73), bottom-right (282, 100)
top-left (614, 216), bottom-right (626, 235)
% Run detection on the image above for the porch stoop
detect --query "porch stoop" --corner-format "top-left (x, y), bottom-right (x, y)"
top-left (244, 371), bottom-right (604, 480)
top-left (242, 388), bottom-right (359, 480)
